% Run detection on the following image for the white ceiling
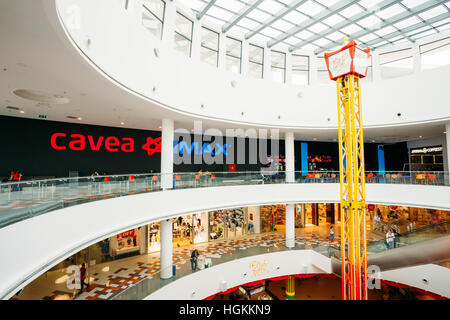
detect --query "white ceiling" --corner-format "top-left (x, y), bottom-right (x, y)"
top-left (0, 0), bottom-right (447, 144)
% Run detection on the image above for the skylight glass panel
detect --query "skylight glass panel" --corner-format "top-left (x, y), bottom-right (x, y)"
top-left (143, 0), bottom-right (165, 20)
top-left (201, 26), bottom-right (219, 51)
top-left (436, 24), bottom-right (450, 32)
top-left (246, 9), bottom-right (271, 22)
top-left (339, 4), bottom-right (364, 18)
top-left (418, 6), bottom-right (448, 21)
top-left (258, 0), bottom-right (285, 13)
top-left (315, 0), bottom-right (340, 6)
top-left (375, 25), bottom-right (397, 37)
top-left (208, 6), bottom-right (235, 21)
top-left (284, 10), bottom-right (309, 24)
top-left (297, 1), bottom-right (323, 17)
top-left (322, 14), bottom-right (345, 27)
top-left (431, 17), bottom-right (450, 28)
top-left (405, 25), bottom-right (429, 36)
top-left (283, 37), bottom-right (298, 46)
top-left (260, 27), bottom-right (283, 38)
top-left (301, 43), bottom-right (319, 50)
top-left (239, 18), bottom-right (260, 29)
top-left (229, 25), bottom-right (250, 34)
top-left (358, 15), bottom-right (383, 29)
top-left (295, 29), bottom-right (314, 39)
top-left (308, 22), bottom-right (328, 33)
top-left (358, 0), bottom-right (385, 10)
top-left (340, 24), bottom-right (363, 35)
top-left (327, 31), bottom-right (346, 41)
top-left (203, 15), bottom-right (226, 28)
top-left (175, 12), bottom-right (193, 39)
top-left (411, 29), bottom-right (437, 40)
top-left (313, 38), bottom-right (331, 47)
top-left (215, 0), bottom-right (246, 13)
top-left (375, 4), bottom-right (405, 20)
top-left (357, 33), bottom-right (379, 43)
top-left (271, 19), bottom-right (296, 32)
top-left (401, 0), bottom-right (428, 9)
top-left (178, 0), bottom-right (204, 12)
top-left (393, 16), bottom-right (422, 30)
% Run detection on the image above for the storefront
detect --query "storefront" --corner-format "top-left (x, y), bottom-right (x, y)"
top-left (109, 228), bottom-right (144, 258)
top-left (409, 145), bottom-right (443, 171)
top-left (261, 205), bottom-right (286, 232)
top-left (209, 209), bottom-right (249, 240)
top-left (148, 222), bottom-right (161, 253)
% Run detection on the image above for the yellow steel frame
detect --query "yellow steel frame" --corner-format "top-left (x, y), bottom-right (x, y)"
top-left (336, 74), bottom-right (368, 300)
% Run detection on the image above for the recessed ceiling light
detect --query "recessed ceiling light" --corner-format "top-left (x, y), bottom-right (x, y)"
top-left (13, 89), bottom-right (70, 104)
top-left (158, 126), bottom-right (162, 129)
top-left (419, 136), bottom-right (422, 138)
top-left (77, 117), bottom-right (82, 121)
top-left (120, 122), bottom-right (125, 125)
top-left (19, 110), bottom-right (25, 114)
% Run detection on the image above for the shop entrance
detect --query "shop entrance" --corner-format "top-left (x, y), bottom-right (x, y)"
top-left (208, 209), bottom-right (249, 241)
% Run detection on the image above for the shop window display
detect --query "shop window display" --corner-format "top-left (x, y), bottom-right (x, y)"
top-left (110, 229), bottom-right (141, 257)
top-left (148, 222), bottom-right (161, 252)
top-left (261, 205), bottom-right (285, 232)
top-left (209, 209), bottom-right (249, 240)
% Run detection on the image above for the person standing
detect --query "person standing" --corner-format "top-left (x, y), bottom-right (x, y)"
top-left (190, 249), bottom-right (199, 272)
top-left (78, 263), bottom-right (89, 294)
top-left (329, 225), bottom-right (335, 241)
top-left (386, 229), bottom-right (394, 250)
top-left (393, 228), bottom-right (401, 248)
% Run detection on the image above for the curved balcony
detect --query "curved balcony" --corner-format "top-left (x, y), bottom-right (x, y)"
top-left (1, 171), bottom-right (449, 229)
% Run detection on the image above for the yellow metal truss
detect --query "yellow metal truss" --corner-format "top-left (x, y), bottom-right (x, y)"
top-left (336, 74), bottom-right (368, 300)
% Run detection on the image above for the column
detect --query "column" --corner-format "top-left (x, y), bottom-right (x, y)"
top-left (218, 32), bottom-right (227, 71)
top-left (241, 40), bottom-right (249, 77)
top-left (160, 219), bottom-right (173, 279)
top-left (161, 118), bottom-right (174, 190)
top-left (285, 131), bottom-right (295, 183)
top-left (161, 0), bottom-right (176, 45)
top-left (264, 46), bottom-right (272, 81)
top-left (190, 19), bottom-right (201, 62)
top-left (309, 53), bottom-right (318, 85)
top-left (285, 53), bottom-right (293, 85)
top-left (286, 204), bottom-right (295, 248)
top-left (412, 43), bottom-right (421, 74)
top-left (139, 225), bottom-right (148, 255)
top-left (286, 276), bottom-right (295, 300)
top-left (372, 51), bottom-right (381, 82)
top-left (446, 123), bottom-right (450, 184)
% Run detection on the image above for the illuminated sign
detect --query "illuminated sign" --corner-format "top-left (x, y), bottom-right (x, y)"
top-left (50, 132), bottom-right (161, 156)
top-left (410, 146), bottom-right (442, 154)
top-left (173, 141), bottom-right (229, 156)
top-left (249, 259), bottom-right (269, 277)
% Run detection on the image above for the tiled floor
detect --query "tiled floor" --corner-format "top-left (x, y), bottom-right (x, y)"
top-left (12, 224), bottom-right (381, 300)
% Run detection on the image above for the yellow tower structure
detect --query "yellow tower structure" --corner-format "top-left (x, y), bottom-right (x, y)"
top-left (324, 40), bottom-right (371, 300)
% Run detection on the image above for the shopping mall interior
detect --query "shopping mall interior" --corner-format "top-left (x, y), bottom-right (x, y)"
top-left (0, 0), bottom-right (450, 303)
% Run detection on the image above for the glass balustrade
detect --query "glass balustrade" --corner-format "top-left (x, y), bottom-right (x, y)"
top-left (0, 171), bottom-right (448, 228)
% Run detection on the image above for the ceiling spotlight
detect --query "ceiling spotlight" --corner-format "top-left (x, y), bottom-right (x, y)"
top-left (419, 136), bottom-right (422, 138)
top-left (19, 110), bottom-right (25, 114)
top-left (77, 117), bottom-right (82, 121)
top-left (154, 48), bottom-right (160, 58)
top-left (313, 138), bottom-right (317, 140)
top-left (120, 122), bottom-right (125, 125)
top-left (371, 140), bottom-right (375, 143)
top-left (158, 126), bottom-right (162, 129)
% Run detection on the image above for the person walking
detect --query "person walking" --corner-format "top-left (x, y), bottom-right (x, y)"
top-left (386, 229), bottom-right (395, 250)
top-left (190, 249), bottom-right (199, 272)
top-left (78, 263), bottom-right (89, 294)
top-left (393, 228), bottom-right (401, 248)
top-left (329, 225), bottom-right (335, 241)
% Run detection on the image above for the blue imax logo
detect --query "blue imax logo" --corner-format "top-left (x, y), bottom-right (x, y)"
top-left (173, 141), bottom-right (229, 156)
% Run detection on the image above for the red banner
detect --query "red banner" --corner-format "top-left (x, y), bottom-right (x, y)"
top-left (117, 229), bottom-right (135, 240)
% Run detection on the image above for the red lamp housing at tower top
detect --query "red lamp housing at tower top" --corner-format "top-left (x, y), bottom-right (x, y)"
top-left (324, 40), bottom-right (371, 81)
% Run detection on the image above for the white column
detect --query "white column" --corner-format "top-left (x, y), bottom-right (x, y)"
top-left (162, 0), bottom-right (176, 46)
top-left (285, 131), bottom-right (295, 183)
top-left (446, 123), bottom-right (450, 184)
top-left (264, 46), bottom-right (272, 81)
top-left (372, 50), bottom-right (382, 82)
top-left (285, 53), bottom-right (293, 85)
top-left (139, 225), bottom-right (148, 255)
top-left (412, 43), bottom-right (421, 74)
top-left (160, 219), bottom-right (173, 279)
top-left (218, 32), bottom-right (227, 71)
top-left (241, 40), bottom-right (249, 77)
top-left (286, 204), bottom-right (295, 248)
top-left (309, 53), bottom-right (318, 85)
top-left (161, 118), bottom-right (174, 190)
top-left (191, 19), bottom-right (201, 62)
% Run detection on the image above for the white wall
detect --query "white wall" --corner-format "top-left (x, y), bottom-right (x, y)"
top-left (146, 250), bottom-right (331, 300)
top-left (1, 183), bottom-right (450, 299)
top-left (381, 264), bottom-right (450, 298)
top-left (55, 0), bottom-right (450, 129)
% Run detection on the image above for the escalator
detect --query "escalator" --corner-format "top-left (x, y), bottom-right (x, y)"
top-left (328, 221), bottom-right (450, 275)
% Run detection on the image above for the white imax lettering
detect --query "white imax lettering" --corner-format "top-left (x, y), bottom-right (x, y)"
top-left (173, 121), bottom-right (279, 165)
